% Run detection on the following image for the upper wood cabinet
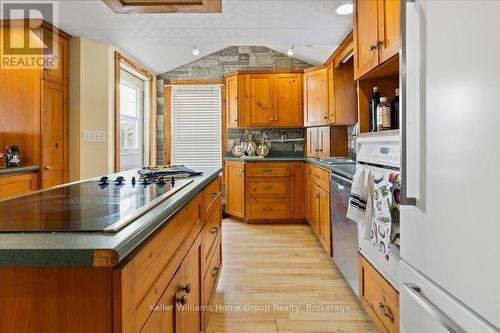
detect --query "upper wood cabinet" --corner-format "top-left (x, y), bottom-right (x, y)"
top-left (304, 67), bottom-right (328, 127)
top-left (353, 0), bottom-right (400, 79)
top-left (274, 73), bottom-right (303, 127)
top-left (245, 74), bottom-right (274, 127)
top-left (225, 71), bottom-right (304, 128)
top-left (42, 27), bottom-right (70, 86)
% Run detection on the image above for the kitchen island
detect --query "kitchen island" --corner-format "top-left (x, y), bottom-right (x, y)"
top-left (0, 168), bottom-right (223, 333)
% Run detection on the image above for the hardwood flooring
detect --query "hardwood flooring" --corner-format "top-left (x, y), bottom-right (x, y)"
top-left (205, 218), bottom-right (377, 333)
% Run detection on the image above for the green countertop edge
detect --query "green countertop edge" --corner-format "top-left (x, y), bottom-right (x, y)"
top-left (0, 168), bottom-right (223, 267)
top-left (224, 156), bottom-right (355, 180)
top-left (0, 166), bottom-right (40, 176)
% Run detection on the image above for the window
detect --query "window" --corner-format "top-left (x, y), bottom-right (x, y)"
top-left (170, 85), bottom-right (221, 170)
top-left (119, 68), bottom-right (149, 171)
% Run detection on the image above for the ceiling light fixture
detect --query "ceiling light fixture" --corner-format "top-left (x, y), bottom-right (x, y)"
top-left (192, 46), bottom-right (200, 56)
top-left (287, 46), bottom-right (295, 57)
top-left (336, 3), bottom-right (353, 15)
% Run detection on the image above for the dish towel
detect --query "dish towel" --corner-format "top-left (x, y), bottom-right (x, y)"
top-left (347, 166), bottom-right (373, 239)
top-left (370, 172), bottom-right (401, 260)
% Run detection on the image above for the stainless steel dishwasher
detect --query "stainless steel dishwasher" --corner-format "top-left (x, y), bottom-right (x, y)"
top-left (330, 173), bottom-right (359, 296)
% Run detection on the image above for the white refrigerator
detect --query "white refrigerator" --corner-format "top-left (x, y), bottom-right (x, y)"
top-left (400, 1), bottom-right (500, 332)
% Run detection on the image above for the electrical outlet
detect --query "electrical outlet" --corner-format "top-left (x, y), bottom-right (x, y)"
top-left (83, 130), bottom-right (106, 143)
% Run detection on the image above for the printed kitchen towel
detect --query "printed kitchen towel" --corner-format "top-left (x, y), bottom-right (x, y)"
top-left (347, 166), bottom-right (373, 239)
top-left (370, 172), bottom-right (401, 260)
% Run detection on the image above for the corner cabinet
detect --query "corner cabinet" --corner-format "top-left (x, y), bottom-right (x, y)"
top-left (224, 71), bottom-right (304, 128)
top-left (353, 0), bottom-right (400, 79)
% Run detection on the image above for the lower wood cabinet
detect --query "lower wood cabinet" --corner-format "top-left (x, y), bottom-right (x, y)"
top-left (306, 164), bottom-right (332, 256)
top-left (359, 254), bottom-right (400, 333)
top-left (0, 172), bottom-right (38, 199)
top-left (225, 161), bottom-right (305, 222)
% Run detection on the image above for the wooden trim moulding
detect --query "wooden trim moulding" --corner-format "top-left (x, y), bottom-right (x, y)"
top-left (223, 69), bottom-right (304, 77)
top-left (164, 85), bottom-right (172, 166)
top-left (114, 51), bottom-right (154, 171)
top-left (164, 79), bottom-right (224, 85)
top-left (103, 0), bottom-right (222, 14)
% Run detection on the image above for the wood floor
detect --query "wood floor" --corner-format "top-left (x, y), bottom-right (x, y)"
top-left (205, 218), bottom-right (377, 333)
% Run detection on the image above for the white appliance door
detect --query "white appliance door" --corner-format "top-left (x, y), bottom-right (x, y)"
top-left (401, 0), bottom-right (500, 329)
top-left (400, 261), bottom-right (499, 333)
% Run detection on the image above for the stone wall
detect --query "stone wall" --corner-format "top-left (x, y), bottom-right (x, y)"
top-left (156, 46), bottom-right (312, 164)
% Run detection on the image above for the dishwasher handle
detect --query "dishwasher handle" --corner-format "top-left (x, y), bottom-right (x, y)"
top-left (330, 173), bottom-right (352, 190)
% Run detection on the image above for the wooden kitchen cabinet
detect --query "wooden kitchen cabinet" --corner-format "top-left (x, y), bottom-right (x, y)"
top-left (307, 164), bottom-right (332, 256)
top-left (306, 127), bottom-right (319, 158)
top-left (307, 126), bottom-right (349, 159)
top-left (41, 80), bottom-right (68, 188)
top-left (225, 161), bottom-right (245, 218)
top-left (42, 27), bottom-right (70, 86)
top-left (304, 67), bottom-right (328, 127)
top-left (353, 0), bottom-right (400, 79)
top-left (359, 254), bottom-right (400, 333)
top-left (245, 73), bottom-right (274, 127)
top-left (318, 186), bottom-right (331, 256)
top-left (318, 126), bottom-right (331, 158)
top-left (0, 173), bottom-right (38, 200)
top-left (274, 73), bottom-right (303, 127)
top-left (224, 70), bottom-right (303, 128)
top-left (289, 162), bottom-right (305, 219)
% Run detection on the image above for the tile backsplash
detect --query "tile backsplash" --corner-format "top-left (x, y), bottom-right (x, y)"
top-left (227, 128), bottom-right (305, 155)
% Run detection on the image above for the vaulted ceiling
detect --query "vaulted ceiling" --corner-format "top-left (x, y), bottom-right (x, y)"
top-left (56, 0), bottom-right (352, 74)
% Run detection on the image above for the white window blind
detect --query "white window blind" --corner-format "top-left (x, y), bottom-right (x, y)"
top-left (171, 85), bottom-right (221, 170)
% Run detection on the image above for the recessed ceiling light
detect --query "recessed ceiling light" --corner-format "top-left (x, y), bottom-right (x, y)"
top-left (336, 3), bottom-right (353, 15)
top-left (287, 46), bottom-right (295, 57)
top-left (192, 46), bottom-right (200, 56)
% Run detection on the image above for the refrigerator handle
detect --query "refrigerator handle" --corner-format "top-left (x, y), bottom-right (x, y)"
top-left (403, 283), bottom-right (466, 333)
top-left (400, 0), bottom-right (417, 206)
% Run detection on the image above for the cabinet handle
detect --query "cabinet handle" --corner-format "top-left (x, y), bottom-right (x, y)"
top-left (263, 207), bottom-right (273, 211)
top-left (210, 226), bottom-right (219, 235)
top-left (323, 116), bottom-right (328, 120)
top-left (262, 185), bottom-right (273, 190)
top-left (181, 284), bottom-right (192, 294)
top-left (369, 43), bottom-right (377, 51)
top-left (211, 267), bottom-right (219, 278)
top-left (177, 295), bottom-right (188, 305)
top-left (44, 165), bottom-right (50, 170)
top-left (319, 149), bottom-right (323, 152)
top-left (376, 40), bottom-right (383, 47)
top-left (315, 193), bottom-right (320, 199)
top-left (211, 192), bottom-right (219, 198)
top-left (262, 168), bottom-right (273, 173)
top-left (377, 303), bottom-right (394, 322)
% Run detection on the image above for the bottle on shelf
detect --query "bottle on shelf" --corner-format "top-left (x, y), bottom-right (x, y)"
top-left (369, 87), bottom-right (380, 132)
top-left (377, 97), bottom-right (391, 131)
top-left (391, 89), bottom-right (400, 130)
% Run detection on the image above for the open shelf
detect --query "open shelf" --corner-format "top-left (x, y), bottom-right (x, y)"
top-left (356, 55), bottom-right (399, 133)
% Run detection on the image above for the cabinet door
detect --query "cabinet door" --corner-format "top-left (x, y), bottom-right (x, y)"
top-left (318, 186), bottom-right (332, 256)
top-left (0, 173), bottom-right (38, 200)
top-left (43, 29), bottom-right (69, 86)
top-left (274, 74), bottom-right (303, 127)
top-left (318, 126), bottom-right (331, 158)
top-left (304, 69), bottom-right (328, 126)
top-left (353, 0), bottom-right (380, 79)
top-left (289, 162), bottom-right (305, 219)
top-left (306, 127), bottom-right (319, 158)
top-left (140, 271), bottom-right (181, 333)
top-left (226, 75), bottom-right (239, 128)
top-left (225, 162), bottom-right (245, 218)
top-left (327, 62), bottom-right (335, 124)
top-left (377, 0), bottom-right (400, 63)
top-left (178, 237), bottom-right (202, 333)
top-left (245, 74), bottom-right (274, 127)
top-left (333, 56), bottom-right (357, 125)
top-left (41, 80), bottom-right (68, 188)
top-left (310, 184), bottom-right (320, 236)
top-left (305, 164), bottom-right (311, 223)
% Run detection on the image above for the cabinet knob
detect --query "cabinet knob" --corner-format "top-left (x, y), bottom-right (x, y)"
top-left (210, 226), bottom-right (219, 235)
top-left (323, 116), bottom-right (328, 120)
top-left (211, 192), bottom-right (219, 198)
top-left (376, 40), bottom-right (383, 47)
top-left (44, 165), bottom-right (50, 170)
top-left (177, 295), bottom-right (188, 305)
top-left (378, 303), bottom-right (394, 321)
top-left (181, 283), bottom-right (192, 294)
top-left (369, 43), bottom-right (377, 51)
top-left (211, 267), bottom-right (219, 278)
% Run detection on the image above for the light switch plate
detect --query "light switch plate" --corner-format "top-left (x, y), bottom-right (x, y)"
top-left (83, 130), bottom-right (106, 143)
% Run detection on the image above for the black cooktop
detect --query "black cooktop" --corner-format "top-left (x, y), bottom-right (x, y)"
top-left (0, 171), bottom-right (194, 233)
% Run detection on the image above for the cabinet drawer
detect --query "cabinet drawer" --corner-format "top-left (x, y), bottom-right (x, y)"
top-left (204, 240), bottom-right (222, 308)
top-left (246, 162), bottom-right (290, 177)
top-left (202, 199), bottom-right (222, 271)
top-left (247, 177), bottom-right (289, 198)
top-left (310, 164), bottom-right (330, 191)
top-left (247, 198), bottom-right (289, 219)
top-left (359, 255), bottom-right (399, 333)
top-left (0, 173), bottom-right (38, 199)
top-left (117, 194), bottom-right (202, 333)
top-left (202, 176), bottom-right (221, 216)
